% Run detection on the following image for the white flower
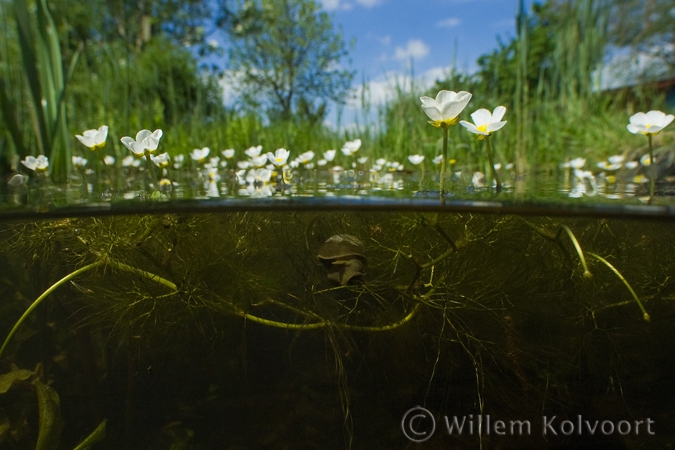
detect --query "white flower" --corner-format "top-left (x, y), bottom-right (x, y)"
top-left (237, 161), bottom-right (251, 169)
top-left (250, 155), bottom-right (268, 167)
top-left (72, 156), bottom-right (88, 168)
top-left (608, 155), bottom-right (624, 165)
top-left (408, 154), bottom-right (425, 165)
top-left (375, 158), bottom-right (387, 166)
top-left (151, 152), bottom-right (171, 168)
top-left (245, 145), bottom-right (263, 158)
top-left (433, 155), bottom-right (443, 165)
top-left (298, 151), bottom-right (315, 164)
top-left (420, 90), bottom-right (472, 128)
top-left (324, 150), bottom-right (336, 161)
top-left (191, 147), bottom-right (210, 162)
top-left (597, 161), bottom-right (621, 171)
top-left (562, 157), bottom-right (586, 170)
top-left (207, 156), bottom-right (221, 168)
top-left (341, 139), bottom-right (361, 156)
top-left (122, 155), bottom-right (136, 167)
top-left (357, 157), bottom-right (368, 164)
top-left (627, 110), bottom-right (674, 136)
top-left (121, 129), bottom-right (163, 156)
top-left (459, 106), bottom-right (507, 140)
top-left (21, 155), bottom-right (49, 172)
top-left (640, 154), bottom-right (653, 166)
top-left (625, 161), bottom-right (639, 170)
top-left (222, 149), bottom-right (235, 159)
top-left (246, 168), bottom-right (272, 184)
top-left (104, 155), bottom-right (115, 166)
top-left (317, 159), bottom-right (327, 166)
top-left (267, 148), bottom-right (290, 166)
top-left (76, 125), bottom-right (108, 150)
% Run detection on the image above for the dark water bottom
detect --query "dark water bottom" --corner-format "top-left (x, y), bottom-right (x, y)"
top-left (0, 210), bottom-right (673, 449)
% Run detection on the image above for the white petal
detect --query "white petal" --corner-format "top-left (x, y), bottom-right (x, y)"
top-left (487, 121), bottom-right (507, 132)
top-left (492, 106), bottom-right (507, 122)
top-left (422, 105), bottom-right (442, 122)
top-left (629, 112), bottom-right (647, 126)
top-left (136, 129), bottom-right (152, 141)
top-left (626, 124), bottom-right (640, 134)
top-left (459, 120), bottom-right (479, 133)
top-left (120, 136), bottom-right (135, 150)
top-left (644, 110), bottom-right (666, 125)
top-left (419, 96), bottom-right (436, 107)
top-left (441, 91), bottom-right (472, 119)
top-left (96, 125), bottom-right (109, 144)
top-left (76, 134), bottom-right (96, 148)
top-left (470, 109), bottom-right (492, 127)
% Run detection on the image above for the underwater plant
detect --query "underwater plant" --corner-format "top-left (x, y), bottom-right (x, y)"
top-left (460, 106), bottom-right (508, 191)
top-left (626, 110), bottom-right (674, 201)
top-left (419, 90), bottom-right (472, 196)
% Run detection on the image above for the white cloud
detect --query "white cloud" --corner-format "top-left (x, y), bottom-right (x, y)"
top-left (319, 0), bottom-right (353, 11)
top-left (437, 17), bottom-right (461, 28)
top-left (355, 0), bottom-right (383, 6)
top-left (320, 0), bottom-right (381, 11)
top-left (376, 35), bottom-right (391, 45)
top-left (394, 39), bottom-right (430, 61)
top-left (349, 66), bottom-right (457, 108)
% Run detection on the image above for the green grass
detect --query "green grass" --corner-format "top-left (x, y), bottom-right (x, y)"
top-left (0, 0), bottom-right (672, 181)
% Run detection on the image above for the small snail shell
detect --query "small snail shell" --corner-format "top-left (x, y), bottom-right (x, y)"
top-left (317, 234), bottom-right (366, 285)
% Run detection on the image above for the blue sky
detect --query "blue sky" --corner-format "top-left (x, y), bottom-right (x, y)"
top-left (217, 0), bottom-right (534, 125)
top-left (315, 0), bottom-right (530, 125)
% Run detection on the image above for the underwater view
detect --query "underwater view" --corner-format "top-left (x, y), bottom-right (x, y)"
top-left (2, 0), bottom-right (675, 448)
top-left (1, 175), bottom-right (675, 449)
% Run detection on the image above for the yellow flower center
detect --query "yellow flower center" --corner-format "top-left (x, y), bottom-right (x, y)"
top-left (477, 124), bottom-right (488, 133)
top-left (428, 116), bottom-right (461, 128)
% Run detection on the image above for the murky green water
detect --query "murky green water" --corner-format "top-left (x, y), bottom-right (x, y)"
top-left (1, 179), bottom-right (674, 449)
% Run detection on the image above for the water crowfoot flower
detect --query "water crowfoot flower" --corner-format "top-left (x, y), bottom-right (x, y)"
top-left (408, 155), bottom-right (424, 165)
top-left (459, 106), bottom-right (507, 140)
top-left (191, 147), bottom-right (210, 163)
top-left (75, 126), bottom-right (108, 150)
top-left (420, 90), bottom-right (472, 197)
top-left (341, 139), bottom-right (361, 156)
top-left (267, 148), bottom-right (290, 167)
top-left (626, 110), bottom-right (673, 201)
top-left (21, 155), bottom-right (49, 172)
top-left (121, 129), bottom-right (163, 190)
top-left (460, 106), bottom-right (507, 191)
top-left (121, 129), bottom-right (163, 156)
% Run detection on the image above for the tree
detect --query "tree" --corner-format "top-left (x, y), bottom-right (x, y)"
top-left (607, 0), bottom-right (675, 77)
top-left (223, 0), bottom-right (354, 122)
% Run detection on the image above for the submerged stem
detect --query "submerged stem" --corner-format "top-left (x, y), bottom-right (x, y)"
top-left (587, 252), bottom-right (650, 322)
top-left (0, 261), bottom-right (104, 361)
top-left (558, 224), bottom-right (592, 278)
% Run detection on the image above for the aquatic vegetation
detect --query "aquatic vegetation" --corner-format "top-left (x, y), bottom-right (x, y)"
top-left (419, 90), bottom-right (472, 196)
top-left (626, 110), bottom-right (675, 201)
top-left (75, 126), bottom-right (108, 151)
top-left (1, 208), bottom-right (671, 447)
top-left (460, 105), bottom-right (508, 191)
top-left (20, 155), bottom-right (50, 173)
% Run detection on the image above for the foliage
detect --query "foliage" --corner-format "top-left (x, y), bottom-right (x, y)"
top-left (607, 0), bottom-right (675, 76)
top-left (223, 0), bottom-right (354, 122)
